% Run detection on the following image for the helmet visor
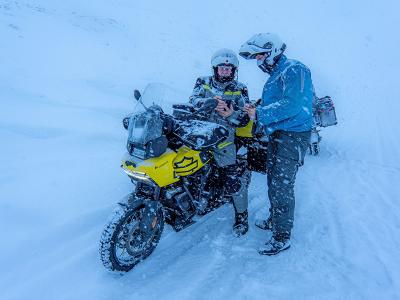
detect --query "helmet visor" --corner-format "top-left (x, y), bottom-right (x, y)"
top-left (239, 50), bottom-right (271, 60)
top-left (239, 51), bottom-right (257, 59)
top-left (255, 51), bottom-right (271, 60)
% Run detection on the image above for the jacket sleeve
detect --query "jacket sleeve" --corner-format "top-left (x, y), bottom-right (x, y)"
top-left (226, 85), bottom-right (250, 127)
top-left (189, 78), bottom-right (207, 107)
top-left (256, 65), bottom-right (310, 126)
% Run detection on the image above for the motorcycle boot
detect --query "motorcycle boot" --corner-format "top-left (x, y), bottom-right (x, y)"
top-left (258, 236), bottom-right (291, 255)
top-left (233, 207), bottom-right (248, 237)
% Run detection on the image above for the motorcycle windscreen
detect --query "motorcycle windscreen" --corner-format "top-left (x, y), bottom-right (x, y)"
top-left (128, 112), bottom-right (163, 145)
top-left (133, 82), bottom-right (185, 115)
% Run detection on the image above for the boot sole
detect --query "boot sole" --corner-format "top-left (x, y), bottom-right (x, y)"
top-left (258, 244), bottom-right (290, 256)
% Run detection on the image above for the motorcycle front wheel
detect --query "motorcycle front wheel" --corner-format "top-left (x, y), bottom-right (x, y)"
top-left (99, 197), bottom-right (164, 272)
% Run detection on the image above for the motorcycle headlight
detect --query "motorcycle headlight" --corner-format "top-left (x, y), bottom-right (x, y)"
top-left (123, 169), bottom-right (155, 184)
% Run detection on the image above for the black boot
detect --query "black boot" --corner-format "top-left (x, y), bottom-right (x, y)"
top-left (258, 236), bottom-right (291, 255)
top-left (233, 209), bottom-right (248, 237)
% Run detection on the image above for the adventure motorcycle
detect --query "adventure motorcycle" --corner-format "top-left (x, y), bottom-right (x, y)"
top-left (99, 83), bottom-right (258, 272)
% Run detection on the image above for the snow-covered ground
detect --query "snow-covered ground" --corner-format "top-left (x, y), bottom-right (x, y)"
top-left (1, 0), bottom-right (400, 299)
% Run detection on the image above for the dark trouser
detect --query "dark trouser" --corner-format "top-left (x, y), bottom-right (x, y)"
top-left (266, 130), bottom-right (311, 240)
top-left (221, 161), bottom-right (251, 214)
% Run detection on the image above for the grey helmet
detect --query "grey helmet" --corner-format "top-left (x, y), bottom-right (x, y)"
top-left (239, 33), bottom-right (286, 73)
top-left (211, 48), bottom-right (239, 83)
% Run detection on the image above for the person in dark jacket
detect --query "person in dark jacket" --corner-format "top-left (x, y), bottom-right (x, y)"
top-left (190, 48), bottom-right (251, 236)
top-left (239, 33), bottom-right (313, 255)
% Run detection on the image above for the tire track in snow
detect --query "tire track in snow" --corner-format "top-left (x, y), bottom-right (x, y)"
top-left (304, 148), bottom-right (400, 296)
top-left (345, 159), bottom-right (400, 290)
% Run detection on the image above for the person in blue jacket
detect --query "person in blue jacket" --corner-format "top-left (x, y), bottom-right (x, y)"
top-left (239, 33), bottom-right (313, 255)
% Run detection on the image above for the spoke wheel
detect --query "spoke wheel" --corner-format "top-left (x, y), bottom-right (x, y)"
top-left (100, 199), bottom-right (164, 272)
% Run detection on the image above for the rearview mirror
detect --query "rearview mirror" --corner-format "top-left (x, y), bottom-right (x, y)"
top-left (134, 90), bottom-right (141, 101)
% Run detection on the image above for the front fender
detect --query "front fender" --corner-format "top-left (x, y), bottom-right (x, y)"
top-left (118, 194), bottom-right (162, 239)
top-left (139, 200), bottom-right (161, 235)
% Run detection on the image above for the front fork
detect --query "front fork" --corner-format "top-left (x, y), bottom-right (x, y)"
top-left (137, 185), bottom-right (162, 239)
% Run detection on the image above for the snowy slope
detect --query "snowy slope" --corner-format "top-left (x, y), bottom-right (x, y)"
top-left (1, 0), bottom-right (400, 299)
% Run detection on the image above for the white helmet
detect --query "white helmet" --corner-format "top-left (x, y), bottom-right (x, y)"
top-left (239, 33), bottom-right (286, 72)
top-left (211, 48), bottom-right (239, 82)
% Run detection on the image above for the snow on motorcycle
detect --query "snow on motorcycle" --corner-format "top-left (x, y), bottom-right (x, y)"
top-left (99, 83), bottom-right (260, 272)
top-left (309, 95), bottom-right (338, 155)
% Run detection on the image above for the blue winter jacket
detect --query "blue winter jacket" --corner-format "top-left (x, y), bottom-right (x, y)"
top-left (256, 55), bottom-right (314, 134)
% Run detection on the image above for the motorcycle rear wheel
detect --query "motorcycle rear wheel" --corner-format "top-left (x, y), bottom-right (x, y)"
top-left (99, 197), bottom-right (164, 272)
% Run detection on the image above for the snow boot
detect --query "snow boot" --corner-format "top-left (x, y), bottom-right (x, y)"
top-left (258, 236), bottom-right (291, 255)
top-left (255, 216), bottom-right (272, 231)
top-left (233, 209), bottom-right (248, 237)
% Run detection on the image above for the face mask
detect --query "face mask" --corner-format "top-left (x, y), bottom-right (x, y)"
top-left (257, 58), bottom-right (271, 73)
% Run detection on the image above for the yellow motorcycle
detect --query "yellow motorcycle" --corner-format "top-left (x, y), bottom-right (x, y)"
top-left (99, 83), bottom-right (258, 272)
